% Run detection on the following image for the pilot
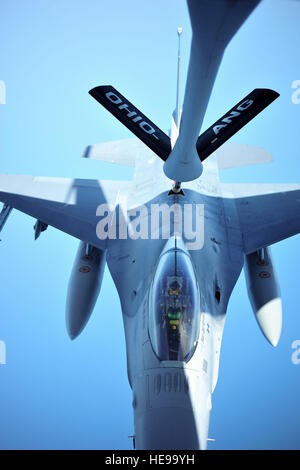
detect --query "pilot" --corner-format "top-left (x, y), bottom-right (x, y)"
top-left (168, 280), bottom-right (182, 296)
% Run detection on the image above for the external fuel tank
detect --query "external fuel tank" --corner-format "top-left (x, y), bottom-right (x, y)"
top-left (66, 241), bottom-right (106, 339)
top-left (244, 247), bottom-right (282, 346)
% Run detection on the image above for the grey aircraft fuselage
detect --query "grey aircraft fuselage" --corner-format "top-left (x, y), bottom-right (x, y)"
top-left (104, 156), bottom-right (243, 450)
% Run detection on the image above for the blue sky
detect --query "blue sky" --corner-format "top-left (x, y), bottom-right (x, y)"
top-left (0, 0), bottom-right (300, 450)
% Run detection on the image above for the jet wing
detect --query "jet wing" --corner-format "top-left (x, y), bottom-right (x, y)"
top-left (222, 183), bottom-right (300, 254)
top-left (82, 137), bottom-right (155, 166)
top-left (0, 175), bottom-right (131, 248)
top-left (215, 142), bottom-right (272, 170)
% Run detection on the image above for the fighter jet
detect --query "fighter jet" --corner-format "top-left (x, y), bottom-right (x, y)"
top-left (0, 0), bottom-right (299, 450)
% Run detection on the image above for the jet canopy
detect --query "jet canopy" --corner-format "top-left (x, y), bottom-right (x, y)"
top-left (148, 244), bottom-right (200, 362)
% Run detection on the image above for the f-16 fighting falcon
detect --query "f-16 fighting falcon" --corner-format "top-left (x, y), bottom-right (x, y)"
top-left (0, 0), bottom-right (299, 450)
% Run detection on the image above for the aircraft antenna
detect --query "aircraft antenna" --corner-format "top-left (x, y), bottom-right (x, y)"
top-left (175, 27), bottom-right (183, 128)
top-left (171, 27), bottom-right (183, 194)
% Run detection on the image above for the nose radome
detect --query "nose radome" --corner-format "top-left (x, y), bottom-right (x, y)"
top-left (160, 234), bottom-right (189, 257)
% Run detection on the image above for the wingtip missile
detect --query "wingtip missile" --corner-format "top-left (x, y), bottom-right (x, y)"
top-left (34, 220), bottom-right (48, 240)
top-left (0, 203), bottom-right (12, 232)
